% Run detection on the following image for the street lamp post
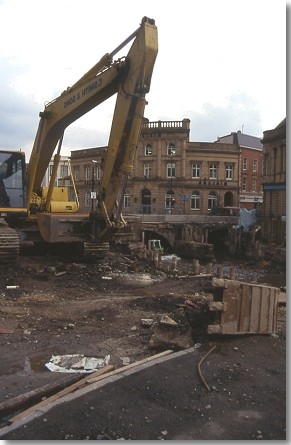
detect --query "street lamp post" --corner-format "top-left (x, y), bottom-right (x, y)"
top-left (91, 160), bottom-right (97, 213)
top-left (169, 151), bottom-right (174, 215)
top-left (170, 156), bottom-right (173, 215)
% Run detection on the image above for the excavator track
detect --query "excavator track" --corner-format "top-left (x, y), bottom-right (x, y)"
top-left (0, 224), bottom-right (20, 263)
top-left (83, 241), bottom-right (110, 259)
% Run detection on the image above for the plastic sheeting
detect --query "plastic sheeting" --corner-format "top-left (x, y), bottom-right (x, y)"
top-left (45, 354), bottom-right (110, 373)
top-left (238, 208), bottom-right (256, 231)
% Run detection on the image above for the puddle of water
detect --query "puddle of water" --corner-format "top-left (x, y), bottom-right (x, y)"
top-left (23, 357), bottom-right (31, 373)
top-left (0, 353), bottom-right (50, 377)
top-left (24, 354), bottom-right (51, 373)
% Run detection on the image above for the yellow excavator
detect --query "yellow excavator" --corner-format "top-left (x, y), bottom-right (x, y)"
top-left (0, 17), bottom-right (158, 262)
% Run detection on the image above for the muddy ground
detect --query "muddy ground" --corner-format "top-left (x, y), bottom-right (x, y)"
top-left (0, 247), bottom-right (286, 437)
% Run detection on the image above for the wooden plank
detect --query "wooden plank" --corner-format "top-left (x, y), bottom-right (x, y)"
top-left (272, 288), bottom-right (279, 331)
top-left (0, 374), bottom-right (82, 417)
top-left (86, 350), bottom-right (174, 383)
top-left (267, 288), bottom-right (276, 332)
top-left (220, 286), bottom-right (240, 334)
top-left (279, 292), bottom-right (286, 305)
top-left (10, 350), bottom-right (173, 424)
top-left (238, 285), bottom-right (251, 333)
top-left (10, 365), bottom-right (114, 424)
top-left (249, 286), bottom-right (261, 332)
top-left (259, 287), bottom-right (270, 333)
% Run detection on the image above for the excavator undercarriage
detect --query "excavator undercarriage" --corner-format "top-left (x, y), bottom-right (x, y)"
top-left (0, 221), bottom-right (19, 263)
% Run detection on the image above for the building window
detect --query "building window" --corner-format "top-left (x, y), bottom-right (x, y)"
top-left (209, 164), bottom-right (217, 179)
top-left (73, 166), bottom-right (80, 181)
top-left (252, 178), bottom-right (257, 192)
top-left (124, 193), bottom-right (130, 208)
top-left (253, 159), bottom-right (257, 172)
top-left (167, 143), bottom-right (175, 156)
top-left (190, 191), bottom-right (200, 210)
top-left (165, 191), bottom-right (175, 210)
top-left (85, 166), bottom-right (91, 181)
top-left (85, 191), bottom-right (91, 208)
top-left (145, 144), bottom-right (152, 156)
top-left (167, 162), bottom-right (175, 178)
top-left (96, 165), bottom-right (102, 180)
top-left (144, 163), bottom-right (152, 178)
top-left (243, 157), bottom-right (247, 170)
top-left (208, 192), bottom-right (217, 210)
top-left (225, 164), bottom-right (233, 180)
top-left (191, 163), bottom-right (200, 179)
top-left (60, 164), bottom-right (69, 178)
top-left (242, 177), bottom-right (247, 192)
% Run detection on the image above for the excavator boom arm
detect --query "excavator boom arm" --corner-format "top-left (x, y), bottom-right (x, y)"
top-left (27, 17), bottom-right (158, 213)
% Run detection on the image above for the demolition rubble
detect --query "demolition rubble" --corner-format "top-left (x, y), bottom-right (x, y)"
top-left (0, 247), bottom-right (286, 434)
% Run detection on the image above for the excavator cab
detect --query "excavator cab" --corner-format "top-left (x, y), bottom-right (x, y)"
top-left (0, 151), bottom-right (26, 210)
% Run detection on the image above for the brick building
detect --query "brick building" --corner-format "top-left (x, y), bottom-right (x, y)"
top-left (216, 131), bottom-right (263, 210)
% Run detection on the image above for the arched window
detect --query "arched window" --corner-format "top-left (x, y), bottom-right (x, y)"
top-left (224, 191), bottom-right (233, 207)
top-left (191, 191), bottom-right (200, 210)
top-left (141, 188), bottom-right (151, 214)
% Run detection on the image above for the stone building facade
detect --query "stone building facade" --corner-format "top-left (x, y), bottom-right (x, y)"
top-left (260, 118), bottom-right (286, 245)
top-left (69, 119), bottom-right (263, 216)
top-left (130, 119), bottom-right (240, 215)
top-left (42, 156), bottom-right (72, 188)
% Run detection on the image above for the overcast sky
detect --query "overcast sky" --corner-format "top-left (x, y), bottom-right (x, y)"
top-left (0, 0), bottom-right (286, 158)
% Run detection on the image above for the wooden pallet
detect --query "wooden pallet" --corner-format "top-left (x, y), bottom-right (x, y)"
top-left (208, 278), bottom-right (279, 335)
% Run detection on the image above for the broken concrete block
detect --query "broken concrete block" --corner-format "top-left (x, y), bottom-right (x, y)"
top-left (212, 277), bottom-right (240, 289)
top-left (159, 315), bottom-right (178, 327)
top-left (148, 326), bottom-right (194, 351)
top-left (141, 318), bottom-right (154, 327)
top-left (208, 301), bottom-right (225, 312)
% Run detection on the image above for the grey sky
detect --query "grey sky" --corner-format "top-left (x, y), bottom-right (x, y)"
top-left (0, 0), bottom-right (286, 157)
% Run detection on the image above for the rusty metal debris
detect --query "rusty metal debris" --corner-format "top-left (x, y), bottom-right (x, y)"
top-left (197, 345), bottom-right (216, 391)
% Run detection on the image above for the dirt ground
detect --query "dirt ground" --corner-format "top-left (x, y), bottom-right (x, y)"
top-left (0, 247), bottom-right (286, 437)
